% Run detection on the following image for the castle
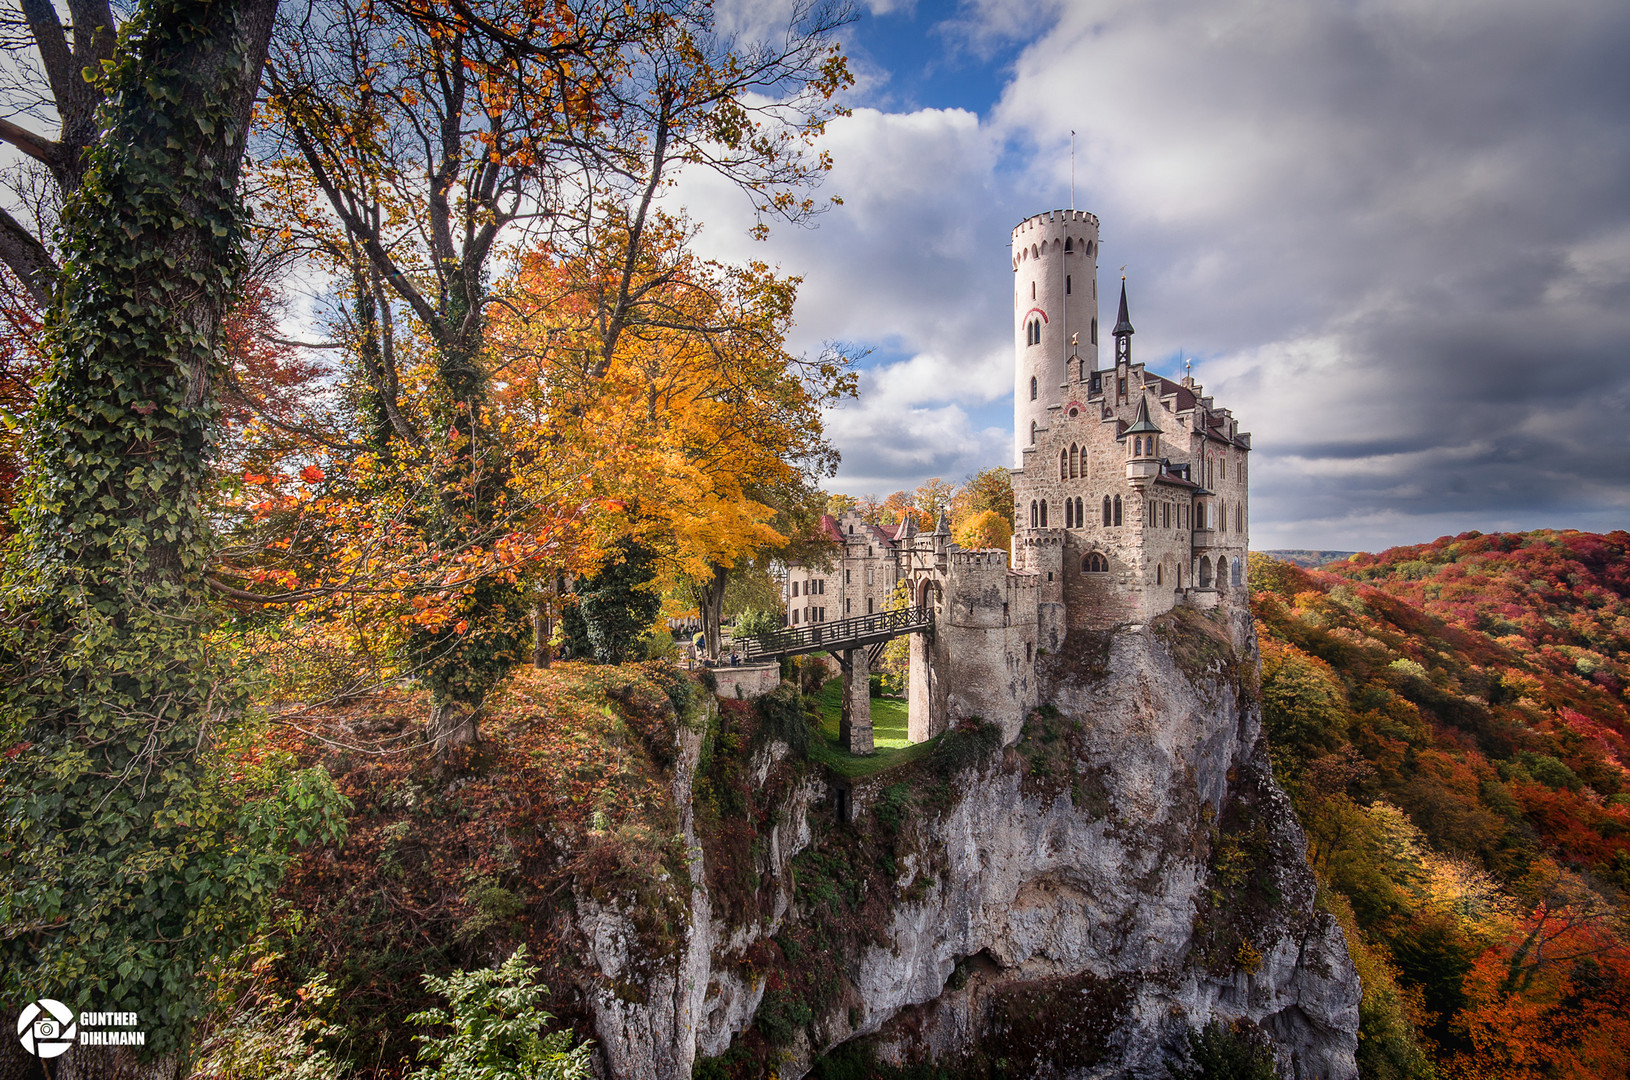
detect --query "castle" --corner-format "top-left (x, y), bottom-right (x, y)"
top-left (783, 208), bottom-right (1251, 750)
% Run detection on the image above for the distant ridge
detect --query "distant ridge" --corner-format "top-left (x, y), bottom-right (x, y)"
top-left (1259, 549), bottom-right (1361, 569)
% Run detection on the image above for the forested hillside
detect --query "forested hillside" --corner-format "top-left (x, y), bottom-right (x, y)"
top-left (1249, 530), bottom-right (1630, 1079)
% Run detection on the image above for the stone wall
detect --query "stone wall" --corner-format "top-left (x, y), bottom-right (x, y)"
top-left (709, 662), bottom-right (781, 701)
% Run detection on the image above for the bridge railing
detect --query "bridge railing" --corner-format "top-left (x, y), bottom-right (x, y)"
top-left (740, 605), bottom-right (934, 661)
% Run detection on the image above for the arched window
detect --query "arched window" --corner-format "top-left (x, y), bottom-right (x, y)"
top-left (1030, 420), bottom-right (1037, 445)
top-left (1102, 495), bottom-right (1111, 525)
top-left (1232, 557), bottom-right (1243, 587)
top-left (1030, 376), bottom-right (1038, 401)
top-left (1069, 445), bottom-right (1079, 478)
top-left (1075, 497), bottom-right (1083, 525)
top-left (1086, 240), bottom-right (1095, 258)
top-left (1156, 564), bottom-right (1164, 585)
top-left (1113, 494), bottom-right (1123, 526)
top-left (1030, 500), bottom-right (1038, 528)
top-left (1064, 236), bottom-right (1073, 252)
top-left (1082, 552), bottom-right (1109, 573)
top-left (1199, 557), bottom-right (1212, 588)
top-left (1133, 436), bottom-right (1142, 456)
top-left (1068, 500), bottom-right (1077, 528)
top-left (1039, 500), bottom-right (1049, 527)
top-left (1090, 318), bottom-right (1097, 344)
top-left (1059, 450), bottom-right (1068, 479)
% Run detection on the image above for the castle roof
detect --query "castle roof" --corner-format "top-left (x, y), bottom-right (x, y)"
top-left (893, 515), bottom-right (918, 542)
top-left (862, 522), bottom-right (898, 546)
top-left (1125, 397), bottom-right (1162, 435)
top-left (1154, 470), bottom-right (1201, 490)
top-left (818, 514), bottom-right (845, 544)
top-left (1112, 280), bottom-right (1134, 337)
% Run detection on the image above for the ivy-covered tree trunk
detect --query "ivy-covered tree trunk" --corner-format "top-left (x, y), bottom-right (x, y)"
top-left (406, 292), bottom-right (530, 753)
top-left (692, 562), bottom-right (730, 661)
top-left (0, 1), bottom-right (287, 1077)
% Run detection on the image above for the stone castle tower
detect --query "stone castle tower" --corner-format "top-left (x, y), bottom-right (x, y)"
top-left (1013, 210), bottom-right (1102, 464)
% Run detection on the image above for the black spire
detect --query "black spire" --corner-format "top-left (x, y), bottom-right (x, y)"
top-left (1113, 279), bottom-right (1134, 337)
top-left (1112, 278), bottom-right (1134, 366)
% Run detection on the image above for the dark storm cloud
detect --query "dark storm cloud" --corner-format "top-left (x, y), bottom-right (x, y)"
top-left (993, 0), bottom-right (1630, 546)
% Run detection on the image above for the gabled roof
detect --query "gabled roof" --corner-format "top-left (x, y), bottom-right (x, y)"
top-left (818, 514), bottom-right (844, 544)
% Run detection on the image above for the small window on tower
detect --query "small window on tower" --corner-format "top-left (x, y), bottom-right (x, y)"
top-left (1090, 318), bottom-right (1097, 344)
top-left (1064, 237), bottom-right (1073, 252)
top-left (1031, 282), bottom-right (1036, 300)
top-left (1030, 376), bottom-right (1037, 401)
top-left (1066, 275), bottom-right (1071, 295)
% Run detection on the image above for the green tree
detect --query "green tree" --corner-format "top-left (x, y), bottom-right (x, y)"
top-left (0, 1), bottom-right (350, 1075)
top-left (577, 538), bottom-right (662, 665)
top-left (407, 947), bottom-right (593, 1080)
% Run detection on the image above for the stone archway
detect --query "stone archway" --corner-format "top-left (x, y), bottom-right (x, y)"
top-left (908, 577), bottom-right (945, 743)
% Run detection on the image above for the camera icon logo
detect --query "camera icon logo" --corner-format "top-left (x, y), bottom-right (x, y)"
top-left (17, 999), bottom-right (77, 1058)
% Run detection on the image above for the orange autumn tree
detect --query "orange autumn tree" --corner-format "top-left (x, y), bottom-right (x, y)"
top-left (1449, 862), bottom-right (1630, 1080)
top-left (235, 0), bottom-right (851, 746)
top-left (491, 211), bottom-right (853, 658)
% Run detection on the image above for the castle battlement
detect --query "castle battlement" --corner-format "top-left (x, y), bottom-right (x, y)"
top-left (1012, 208), bottom-right (1100, 235)
top-left (948, 549), bottom-right (1012, 570)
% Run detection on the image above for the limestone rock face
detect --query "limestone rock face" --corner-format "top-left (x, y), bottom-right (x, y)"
top-left (568, 611), bottom-right (1361, 1079)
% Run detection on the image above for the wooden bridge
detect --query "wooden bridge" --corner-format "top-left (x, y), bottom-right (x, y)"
top-left (738, 606), bottom-right (936, 757)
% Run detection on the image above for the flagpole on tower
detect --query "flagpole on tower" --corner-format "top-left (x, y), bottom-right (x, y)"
top-left (1069, 130), bottom-right (1076, 210)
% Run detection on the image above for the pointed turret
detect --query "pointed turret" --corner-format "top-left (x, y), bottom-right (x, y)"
top-left (935, 511), bottom-right (952, 536)
top-left (1125, 395), bottom-right (1164, 485)
top-left (1126, 396), bottom-right (1161, 436)
top-left (1113, 279), bottom-right (1134, 366)
top-left (893, 514), bottom-right (918, 543)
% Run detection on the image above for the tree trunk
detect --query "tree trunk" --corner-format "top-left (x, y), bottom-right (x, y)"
top-left (429, 699), bottom-right (481, 752)
top-left (532, 601), bottom-right (551, 668)
top-left (58, 1046), bottom-right (178, 1080)
top-left (695, 562), bottom-right (729, 660)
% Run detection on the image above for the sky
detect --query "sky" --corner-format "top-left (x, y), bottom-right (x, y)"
top-left (676, 0), bottom-right (1630, 552)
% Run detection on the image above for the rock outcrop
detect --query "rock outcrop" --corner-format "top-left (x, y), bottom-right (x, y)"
top-left (567, 608), bottom-right (1361, 1078)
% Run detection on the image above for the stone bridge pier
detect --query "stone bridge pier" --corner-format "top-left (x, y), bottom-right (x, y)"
top-left (839, 648), bottom-right (873, 754)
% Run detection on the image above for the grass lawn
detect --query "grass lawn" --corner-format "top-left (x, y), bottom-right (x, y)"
top-left (808, 677), bottom-right (937, 777)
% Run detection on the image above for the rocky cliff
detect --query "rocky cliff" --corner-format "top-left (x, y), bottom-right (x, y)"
top-left (567, 607), bottom-right (1361, 1078)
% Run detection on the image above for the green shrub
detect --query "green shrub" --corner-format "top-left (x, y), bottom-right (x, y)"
top-left (1165, 1019), bottom-right (1277, 1080)
top-left (406, 946), bottom-right (592, 1080)
top-left (755, 682), bottom-right (810, 757)
top-left (931, 719), bottom-right (1002, 778)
